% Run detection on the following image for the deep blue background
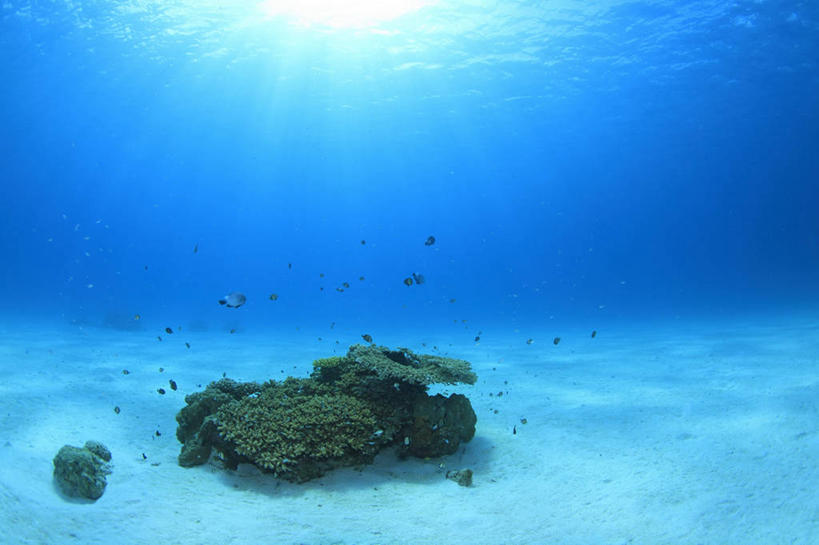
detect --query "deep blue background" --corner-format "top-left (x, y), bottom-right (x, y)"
top-left (1, 1), bottom-right (818, 338)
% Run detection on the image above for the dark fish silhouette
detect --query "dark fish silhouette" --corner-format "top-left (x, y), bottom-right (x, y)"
top-left (412, 273), bottom-right (425, 285)
top-left (219, 292), bottom-right (246, 308)
top-left (165, 327), bottom-right (173, 334)
top-left (269, 293), bottom-right (278, 301)
top-left (403, 277), bottom-right (413, 286)
top-left (591, 330), bottom-right (597, 338)
top-left (425, 236), bottom-right (436, 246)
top-left (361, 334), bottom-right (373, 343)
top-left (553, 337), bottom-right (561, 345)
top-left (193, 243), bottom-right (198, 254)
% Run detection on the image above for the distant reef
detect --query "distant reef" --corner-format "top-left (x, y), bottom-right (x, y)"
top-left (175, 344), bottom-right (477, 482)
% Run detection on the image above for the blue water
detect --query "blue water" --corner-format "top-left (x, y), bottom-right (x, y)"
top-left (2, 1), bottom-right (818, 337)
top-left (2, 2), bottom-right (819, 542)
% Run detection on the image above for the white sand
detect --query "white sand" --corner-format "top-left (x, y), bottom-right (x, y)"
top-left (1, 317), bottom-right (817, 544)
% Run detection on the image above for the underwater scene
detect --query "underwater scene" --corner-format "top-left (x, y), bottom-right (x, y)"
top-left (1, 0), bottom-right (818, 543)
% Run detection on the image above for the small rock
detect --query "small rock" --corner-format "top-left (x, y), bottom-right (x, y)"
top-left (446, 468), bottom-right (473, 487)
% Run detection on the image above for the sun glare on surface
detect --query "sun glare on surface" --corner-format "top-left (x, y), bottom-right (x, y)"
top-left (258, 0), bottom-right (434, 29)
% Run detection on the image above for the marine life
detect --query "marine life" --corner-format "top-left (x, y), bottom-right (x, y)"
top-left (474, 336), bottom-right (480, 342)
top-left (591, 330), bottom-right (597, 338)
top-left (269, 293), bottom-right (278, 301)
top-left (449, 299), bottom-right (456, 303)
top-left (185, 342), bottom-right (191, 349)
top-left (157, 388), bottom-right (166, 395)
top-left (193, 243), bottom-right (198, 254)
top-left (288, 263), bottom-right (292, 269)
top-left (361, 333), bottom-right (373, 343)
top-left (412, 273), bottom-right (425, 285)
top-left (342, 282), bottom-right (350, 288)
top-left (526, 338), bottom-right (534, 345)
top-left (113, 406), bottom-right (120, 414)
top-left (122, 369), bottom-right (130, 375)
top-left (361, 240), bottom-right (366, 245)
top-left (403, 277), bottom-right (413, 286)
top-left (157, 336), bottom-right (162, 342)
top-left (169, 379), bottom-right (177, 391)
top-left (133, 314), bottom-right (140, 320)
top-left (165, 327), bottom-right (173, 334)
top-left (229, 328), bottom-right (237, 334)
top-left (425, 235), bottom-right (436, 246)
top-left (359, 276), bottom-right (365, 281)
top-left (218, 292), bottom-right (246, 308)
top-left (553, 337), bottom-right (561, 345)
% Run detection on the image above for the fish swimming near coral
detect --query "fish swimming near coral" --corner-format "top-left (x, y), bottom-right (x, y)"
top-left (219, 292), bottom-right (247, 308)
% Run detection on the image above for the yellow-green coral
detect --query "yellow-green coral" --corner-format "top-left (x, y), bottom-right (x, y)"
top-left (217, 389), bottom-right (380, 481)
top-left (176, 345), bottom-right (478, 482)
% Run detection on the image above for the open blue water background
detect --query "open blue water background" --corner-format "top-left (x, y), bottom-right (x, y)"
top-left (2, 0), bottom-right (818, 341)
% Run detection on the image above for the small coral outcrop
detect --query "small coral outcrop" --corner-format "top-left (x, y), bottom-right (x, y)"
top-left (176, 345), bottom-right (477, 482)
top-left (53, 440), bottom-right (112, 500)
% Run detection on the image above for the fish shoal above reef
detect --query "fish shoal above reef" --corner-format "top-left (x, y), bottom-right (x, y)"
top-left (175, 344), bottom-right (477, 482)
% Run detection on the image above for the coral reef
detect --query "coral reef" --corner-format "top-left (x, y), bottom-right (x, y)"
top-left (176, 345), bottom-right (477, 482)
top-left (53, 440), bottom-right (112, 500)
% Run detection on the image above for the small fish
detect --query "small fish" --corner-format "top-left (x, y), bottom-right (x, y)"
top-left (342, 282), bottom-right (350, 288)
top-left (336, 287), bottom-right (344, 292)
top-left (218, 292), bottom-right (246, 308)
top-left (144, 265), bottom-right (148, 271)
top-left (165, 327), bottom-right (173, 334)
top-left (425, 235), bottom-right (436, 246)
top-left (526, 338), bottom-right (534, 345)
top-left (169, 379), bottom-right (177, 391)
top-left (269, 293), bottom-right (278, 301)
top-left (449, 299), bottom-right (456, 303)
top-left (320, 273), bottom-right (325, 278)
top-left (134, 314), bottom-right (141, 320)
top-left (122, 369), bottom-right (130, 375)
top-left (361, 334), bottom-right (373, 343)
top-left (359, 276), bottom-right (365, 281)
top-left (142, 453), bottom-right (147, 460)
top-left (513, 425), bottom-right (517, 435)
top-left (158, 367), bottom-right (164, 372)
top-left (553, 337), bottom-right (561, 345)
top-left (113, 406), bottom-right (121, 414)
top-left (412, 273), bottom-right (425, 285)
top-left (155, 430), bottom-right (162, 437)
top-left (157, 388), bottom-right (166, 395)
top-left (288, 263), bottom-right (292, 269)
top-left (474, 336), bottom-right (480, 342)
top-left (185, 342), bottom-right (190, 349)
top-left (229, 328), bottom-right (236, 334)
top-left (361, 240), bottom-right (366, 245)
top-left (193, 243), bottom-right (198, 254)
top-left (403, 277), bottom-right (413, 287)
top-left (330, 322), bottom-right (335, 329)
top-left (520, 418), bottom-right (528, 424)
top-left (157, 336), bottom-right (162, 342)
top-left (591, 330), bottom-right (597, 338)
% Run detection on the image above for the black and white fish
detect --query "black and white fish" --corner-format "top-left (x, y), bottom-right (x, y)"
top-left (218, 292), bottom-right (247, 308)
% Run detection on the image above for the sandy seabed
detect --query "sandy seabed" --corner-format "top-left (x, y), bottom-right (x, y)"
top-left (0, 316), bottom-right (817, 545)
